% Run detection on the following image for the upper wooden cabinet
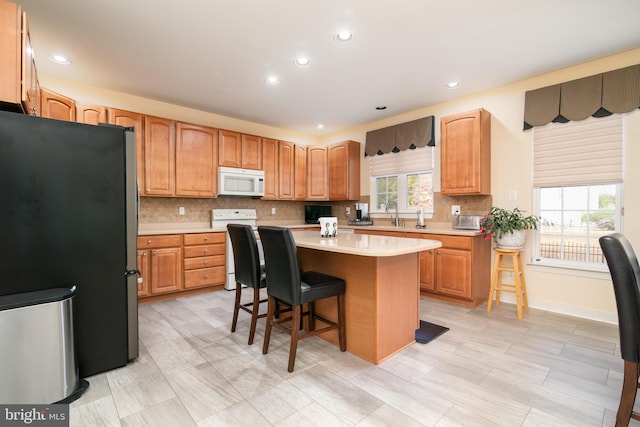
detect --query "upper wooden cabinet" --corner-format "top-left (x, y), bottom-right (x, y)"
top-left (306, 146), bottom-right (328, 200)
top-left (143, 116), bottom-right (175, 196)
top-left (241, 134), bottom-right (262, 170)
top-left (218, 130), bottom-right (242, 168)
top-left (0, 1), bottom-right (39, 115)
top-left (440, 108), bottom-right (491, 195)
top-left (294, 144), bottom-right (306, 200)
top-left (40, 88), bottom-right (76, 121)
top-left (328, 140), bottom-right (361, 200)
top-left (278, 141), bottom-right (295, 200)
top-left (76, 103), bottom-right (107, 125)
top-left (262, 138), bottom-right (278, 200)
top-left (218, 130), bottom-right (262, 170)
top-left (175, 122), bottom-right (217, 197)
top-left (108, 108), bottom-right (145, 187)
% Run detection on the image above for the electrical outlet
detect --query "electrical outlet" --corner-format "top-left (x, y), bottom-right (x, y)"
top-left (346, 207), bottom-right (351, 215)
top-left (179, 206), bottom-right (185, 215)
top-left (271, 207), bottom-right (276, 215)
top-left (451, 205), bottom-right (461, 215)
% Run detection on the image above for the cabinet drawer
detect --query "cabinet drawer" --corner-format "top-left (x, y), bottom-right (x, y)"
top-left (423, 234), bottom-right (472, 250)
top-left (184, 255), bottom-right (224, 270)
top-left (184, 266), bottom-right (225, 288)
top-left (183, 244), bottom-right (225, 258)
top-left (137, 234), bottom-right (182, 249)
top-left (183, 232), bottom-right (225, 246)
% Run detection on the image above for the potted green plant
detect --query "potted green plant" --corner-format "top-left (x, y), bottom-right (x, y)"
top-left (480, 207), bottom-right (539, 248)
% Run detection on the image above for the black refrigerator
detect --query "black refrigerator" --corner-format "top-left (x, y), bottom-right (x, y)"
top-left (0, 110), bottom-right (138, 378)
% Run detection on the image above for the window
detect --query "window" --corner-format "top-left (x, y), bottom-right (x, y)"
top-left (534, 184), bottom-right (621, 269)
top-left (369, 146), bottom-right (433, 215)
top-left (532, 115), bottom-right (623, 270)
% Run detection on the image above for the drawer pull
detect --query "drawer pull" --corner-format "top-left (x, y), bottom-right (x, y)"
top-left (147, 239), bottom-right (152, 244)
top-left (204, 237), bottom-right (208, 241)
top-left (204, 260), bottom-right (208, 265)
top-left (204, 274), bottom-right (209, 279)
top-left (204, 249), bottom-right (208, 253)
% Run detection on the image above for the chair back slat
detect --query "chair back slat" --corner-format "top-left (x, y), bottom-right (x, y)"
top-left (258, 226), bottom-right (302, 305)
top-left (600, 233), bottom-right (640, 362)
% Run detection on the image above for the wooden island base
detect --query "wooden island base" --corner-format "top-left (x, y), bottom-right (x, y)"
top-left (297, 248), bottom-right (420, 364)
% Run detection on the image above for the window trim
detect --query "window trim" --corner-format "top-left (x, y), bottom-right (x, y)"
top-left (369, 171), bottom-right (434, 217)
top-left (532, 183), bottom-right (623, 272)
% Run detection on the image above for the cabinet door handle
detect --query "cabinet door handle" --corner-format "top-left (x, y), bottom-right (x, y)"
top-left (152, 251), bottom-right (157, 256)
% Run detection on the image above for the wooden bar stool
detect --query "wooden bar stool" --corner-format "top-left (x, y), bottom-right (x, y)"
top-left (487, 248), bottom-right (528, 319)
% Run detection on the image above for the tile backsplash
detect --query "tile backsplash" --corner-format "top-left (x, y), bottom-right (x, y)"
top-left (139, 194), bottom-right (492, 225)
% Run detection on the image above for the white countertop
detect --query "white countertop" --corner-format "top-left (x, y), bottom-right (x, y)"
top-left (137, 222), bottom-right (481, 237)
top-left (290, 230), bottom-right (441, 257)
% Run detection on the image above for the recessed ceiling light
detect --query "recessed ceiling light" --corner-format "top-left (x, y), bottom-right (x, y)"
top-left (294, 56), bottom-right (310, 67)
top-left (335, 31), bottom-right (353, 42)
top-left (49, 54), bottom-right (71, 65)
top-left (375, 106), bottom-right (387, 110)
top-left (265, 75), bottom-right (280, 85)
top-left (446, 81), bottom-right (460, 89)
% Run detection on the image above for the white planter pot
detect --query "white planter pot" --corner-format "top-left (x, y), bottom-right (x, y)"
top-left (496, 229), bottom-right (526, 249)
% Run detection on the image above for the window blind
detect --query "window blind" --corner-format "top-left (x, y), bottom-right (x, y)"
top-left (369, 146), bottom-right (434, 176)
top-left (533, 114), bottom-right (622, 187)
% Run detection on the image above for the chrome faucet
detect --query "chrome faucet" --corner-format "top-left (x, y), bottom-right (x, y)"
top-left (386, 200), bottom-right (400, 227)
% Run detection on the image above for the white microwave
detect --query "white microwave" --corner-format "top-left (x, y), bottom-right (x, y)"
top-left (218, 166), bottom-right (265, 197)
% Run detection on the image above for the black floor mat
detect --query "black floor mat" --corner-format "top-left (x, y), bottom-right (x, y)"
top-left (415, 320), bottom-right (449, 344)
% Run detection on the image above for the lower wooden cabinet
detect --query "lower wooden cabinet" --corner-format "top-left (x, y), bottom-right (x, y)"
top-left (137, 235), bottom-right (183, 297)
top-left (355, 229), bottom-right (491, 307)
top-left (137, 232), bottom-right (226, 302)
top-left (136, 249), bottom-right (150, 297)
top-left (414, 233), bottom-right (491, 306)
top-left (183, 232), bottom-right (225, 289)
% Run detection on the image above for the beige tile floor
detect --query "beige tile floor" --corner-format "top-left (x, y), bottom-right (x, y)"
top-left (70, 290), bottom-right (639, 426)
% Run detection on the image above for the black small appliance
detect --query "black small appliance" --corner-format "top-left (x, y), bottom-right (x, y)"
top-left (305, 205), bottom-right (332, 224)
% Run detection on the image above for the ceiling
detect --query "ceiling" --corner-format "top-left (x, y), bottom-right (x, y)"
top-left (17, 0), bottom-right (640, 135)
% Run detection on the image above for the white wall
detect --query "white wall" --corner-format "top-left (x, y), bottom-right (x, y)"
top-left (320, 47), bottom-right (640, 323)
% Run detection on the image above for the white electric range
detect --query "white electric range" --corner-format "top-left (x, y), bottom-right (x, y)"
top-left (211, 208), bottom-right (263, 290)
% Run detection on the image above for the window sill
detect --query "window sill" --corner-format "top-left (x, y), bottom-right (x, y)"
top-left (529, 260), bottom-right (611, 280)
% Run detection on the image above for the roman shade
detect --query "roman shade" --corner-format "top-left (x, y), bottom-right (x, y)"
top-left (533, 114), bottom-right (622, 187)
top-left (524, 64), bottom-right (640, 130)
top-left (369, 145), bottom-right (434, 176)
top-left (365, 116), bottom-right (434, 156)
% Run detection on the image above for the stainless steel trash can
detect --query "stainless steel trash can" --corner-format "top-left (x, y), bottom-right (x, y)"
top-left (0, 286), bottom-right (87, 403)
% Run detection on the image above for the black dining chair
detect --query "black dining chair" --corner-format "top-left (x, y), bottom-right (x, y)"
top-left (600, 233), bottom-right (640, 426)
top-left (227, 224), bottom-right (267, 345)
top-left (257, 226), bottom-right (346, 372)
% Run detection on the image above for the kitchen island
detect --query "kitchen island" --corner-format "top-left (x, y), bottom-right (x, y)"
top-left (290, 230), bottom-right (441, 364)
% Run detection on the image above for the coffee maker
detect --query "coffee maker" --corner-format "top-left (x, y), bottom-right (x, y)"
top-left (355, 203), bottom-right (369, 221)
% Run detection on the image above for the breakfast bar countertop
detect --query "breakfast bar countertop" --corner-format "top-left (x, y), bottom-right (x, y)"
top-left (290, 230), bottom-right (441, 257)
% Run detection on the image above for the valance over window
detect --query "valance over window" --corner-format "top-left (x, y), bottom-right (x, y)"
top-left (365, 116), bottom-right (434, 156)
top-left (523, 64), bottom-right (640, 130)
